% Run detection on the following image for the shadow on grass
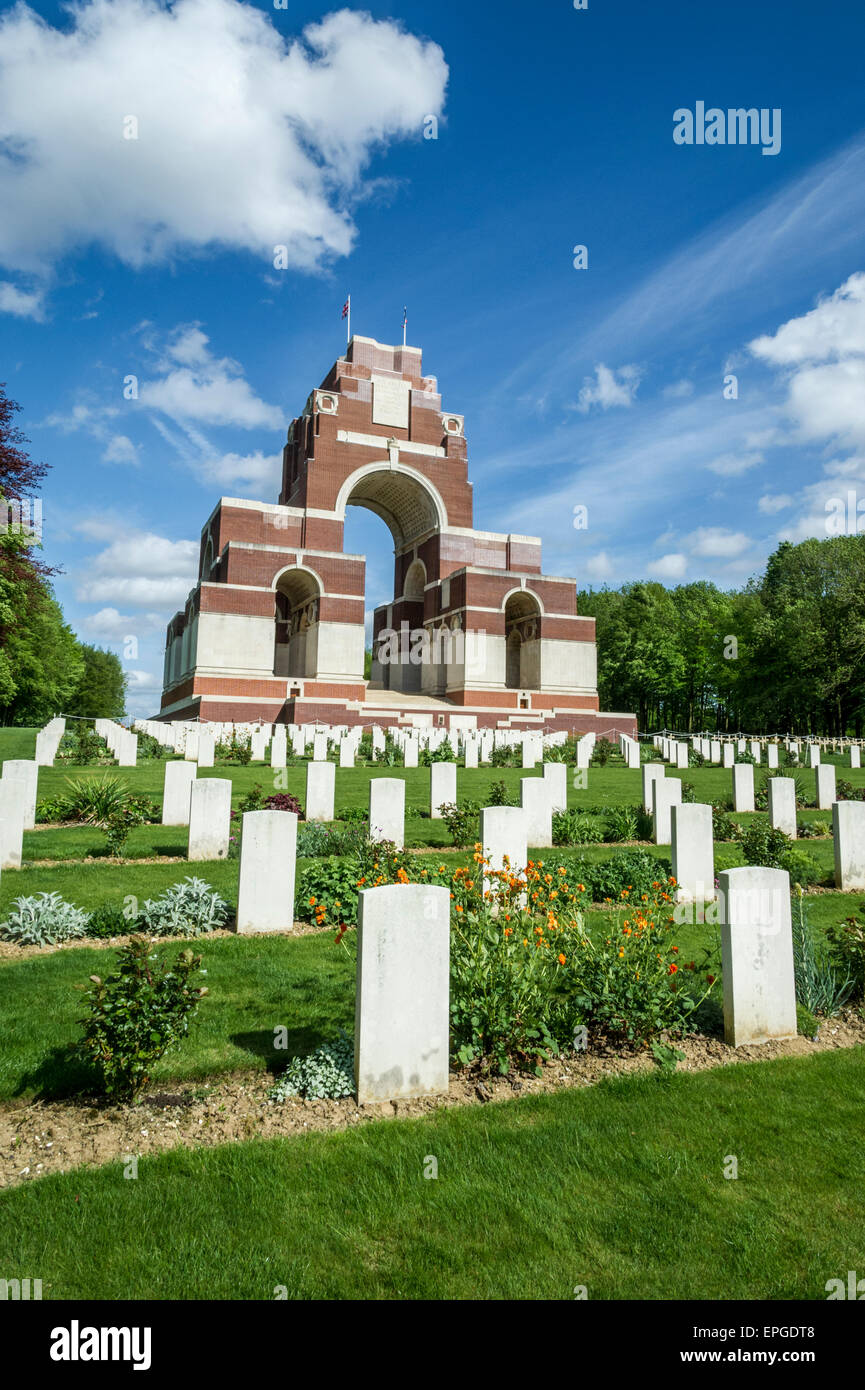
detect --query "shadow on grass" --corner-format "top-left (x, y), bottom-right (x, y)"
top-left (13, 1044), bottom-right (102, 1102)
top-left (230, 1027), bottom-right (334, 1074)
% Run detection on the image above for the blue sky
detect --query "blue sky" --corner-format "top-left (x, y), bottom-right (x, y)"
top-left (2, 0), bottom-right (865, 715)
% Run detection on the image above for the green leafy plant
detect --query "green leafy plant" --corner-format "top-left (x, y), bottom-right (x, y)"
top-left (268, 1032), bottom-right (354, 1101)
top-left (791, 889), bottom-right (853, 1015)
top-left (35, 794), bottom-right (71, 824)
top-left (0, 892), bottom-right (90, 947)
top-left (76, 938), bottom-right (208, 1100)
top-left (552, 809), bottom-right (601, 846)
top-left (739, 820), bottom-right (794, 869)
top-left (711, 803), bottom-right (738, 841)
top-left (826, 906), bottom-right (865, 998)
top-left (64, 774), bottom-right (131, 821)
top-left (603, 806), bottom-right (639, 843)
top-left (139, 878), bottom-right (230, 937)
top-left (438, 800), bottom-right (480, 847)
top-left (488, 779), bottom-right (518, 807)
top-left (85, 902), bottom-right (137, 939)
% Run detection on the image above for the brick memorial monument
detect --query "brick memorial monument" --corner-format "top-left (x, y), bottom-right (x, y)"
top-left (158, 335), bottom-right (634, 736)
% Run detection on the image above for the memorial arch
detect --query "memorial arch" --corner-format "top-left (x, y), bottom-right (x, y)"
top-left (158, 333), bottom-right (628, 738)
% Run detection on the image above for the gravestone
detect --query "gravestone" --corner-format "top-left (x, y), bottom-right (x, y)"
top-left (235, 810), bottom-right (298, 933)
top-left (188, 778), bottom-right (232, 860)
top-left (354, 883), bottom-right (451, 1104)
top-left (718, 866), bottom-right (796, 1046)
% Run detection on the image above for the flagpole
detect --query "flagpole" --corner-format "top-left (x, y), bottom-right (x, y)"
top-left (347, 294), bottom-right (351, 347)
top-left (402, 306), bottom-right (407, 347)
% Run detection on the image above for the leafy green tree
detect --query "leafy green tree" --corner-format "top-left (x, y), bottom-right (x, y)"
top-left (69, 644), bottom-right (128, 719)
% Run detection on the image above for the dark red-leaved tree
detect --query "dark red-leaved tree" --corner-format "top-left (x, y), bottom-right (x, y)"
top-left (0, 383), bottom-right (57, 629)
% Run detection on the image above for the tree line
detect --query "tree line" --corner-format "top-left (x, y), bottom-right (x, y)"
top-left (578, 534), bottom-right (865, 736)
top-left (0, 383), bottom-right (127, 726)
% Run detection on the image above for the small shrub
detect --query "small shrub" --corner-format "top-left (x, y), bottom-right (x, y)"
top-left (65, 774), bottom-right (131, 822)
top-left (139, 878), bottom-right (230, 937)
top-left (679, 780), bottom-right (697, 804)
top-left (826, 908), bottom-right (865, 997)
top-left (77, 938), bottom-right (208, 1100)
top-left (792, 890), bottom-right (853, 1014)
top-left (603, 806), bottom-right (639, 843)
top-left (438, 800), bottom-right (480, 847)
top-left (488, 780), bottom-right (518, 807)
top-left (296, 856), bottom-right (365, 927)
top-left (552, 809), bottom-right (600, 846)
top-left (85, 902), bottom-right (136, 939)
top-left (779, 847), bottom-right (822, 887)
top-left (238, 783), bottom-right (266, 814)
top-left (35, 794), bottom-right (71, 824)
top-left (591, 738), bottom-right (616, 767)
top-left (571, 848), bottom-right (673, 903)
top-left (268, 1032), bottom-right (354, 1101)
top-left (711, 803), bottom-right (738, 841)
top-left (798, 818), bottom-right (831, 839)
top-left (0, 892), bottom-right (90, 947)
top-left (739, 821), bottom-right (794, 870)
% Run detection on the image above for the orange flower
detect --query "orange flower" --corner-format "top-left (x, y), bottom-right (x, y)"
top-left (558, 953), bottom-right (566, 965)
top-left (308, 897), bottom-right (317, 906)
top-left (668, 963), bottom-right (678, 974)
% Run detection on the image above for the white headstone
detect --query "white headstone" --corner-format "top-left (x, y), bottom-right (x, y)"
top-left (188, 778), bottom-right (232, 860)
top-left (520, 777), bottom-right (552, 847)
top-left (306, 760), bottom-right (336, 822)
top-left (403, 736), bottom-right (418, 769)
top-left (767, 778), bottom-right (797, 839)
top-left (368, 778), bottom-right (405, 847)
top-left (833, 801), bottom-right (865, 891)
top-left (815, 764), bottom-right (836, 810)
top-left (732, 763), bottom-right (755, 813)
top-left (652, 777), bottom-right (682, 844)
top-left (197, 730), bottom-right (215, 768)
top-left (766, 744), bottom-right (779, 769)
top-left (849, 746), bottom-right (861, 769)
top-left (312, 732), bottom-right (328, 762)
top-left (354, 883), bottom-right (450, 1104)
top-left (671, 802), bottom-right (714, 904)
top-left (722, 743), bottom-right (735, 768)
top-left (235, 810), bottom-right (297, 933)
top-left (162, 761), bottom-right (197, 826)
top-left (718, 866), bottom-right (797, 1047)
top-left (0, 778), bottom-right (25, 868)
top-left (430, 763), bottom-right (457, 818)
top-left (542, 761), bottom-right (568, 814)
top-left (2, 760), bottom-right (37, 830)
top-left (271, 729), bottom-right (287, 769)
top-left (642, 762), bottom-right (665, 814)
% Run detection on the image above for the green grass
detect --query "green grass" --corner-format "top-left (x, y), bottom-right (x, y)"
top-left (0, 932), bottom-right (354, 1102)
top-left (0, 726), bottom-right (37, 764)
top-left (0, 1047), bottom-right (863, 1299)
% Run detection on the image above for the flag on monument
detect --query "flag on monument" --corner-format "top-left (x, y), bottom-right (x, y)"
top-left (341, 296), bottom-right (350, 320)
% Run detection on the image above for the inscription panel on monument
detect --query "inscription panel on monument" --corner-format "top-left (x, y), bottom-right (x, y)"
top-left (371, 375), bottom-right (410, 429)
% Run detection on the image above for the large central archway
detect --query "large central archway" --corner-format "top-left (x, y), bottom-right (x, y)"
top-left (338, 463), bottom-right (448, 694)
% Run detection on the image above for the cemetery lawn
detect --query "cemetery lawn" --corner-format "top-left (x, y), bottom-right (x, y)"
top-left (0, 1046), bottom-right (863, 1300)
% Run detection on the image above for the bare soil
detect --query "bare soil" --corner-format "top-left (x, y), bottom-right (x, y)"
top-left (2, 1008), bottom-right (862, 1191)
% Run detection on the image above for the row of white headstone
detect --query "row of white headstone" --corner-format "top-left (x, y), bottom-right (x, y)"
top-left (659, 732), bottom-right (863, 769)
top-left (640, 761), bottom-right (865, 893)
top-left (133, 717), bottom-right (578, 767)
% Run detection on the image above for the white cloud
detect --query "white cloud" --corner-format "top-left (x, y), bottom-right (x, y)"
top-left (662, 378), bottom-right (694, 399)
top-left (194, 450), bottom-right (282, 492)
top-left (0, 0), bottom-right (448, 288)
top-left (686, 527), bottom-right (750, 559)
top-left (101, 434), bottom-right (140, 465)
top-left (647, 552), bottom-right (687, 580)
top-left (583, 550), bottom-right (613, 580)
top-left (76, 529), bottom-right (199, 610)
top-left (576, 363), bottom-right (641, 413)
top-left (81, 606), bottom-right (166, 639)
top-left (0, 280), bottom-right (45, 319)
top-left (749, 273), bottom-right (865, 364)
top-left (758, 493), bottom-right (792, 514)
top-left (140, 325), bottom-right (283, 429)
top-left (706, 451), bottom-right (763, 477)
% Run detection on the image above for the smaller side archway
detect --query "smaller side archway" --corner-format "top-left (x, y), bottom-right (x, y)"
top-left (504, 590), bottom-right (542, 690)
top-left (273, 567), bottom-right (322, 678)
